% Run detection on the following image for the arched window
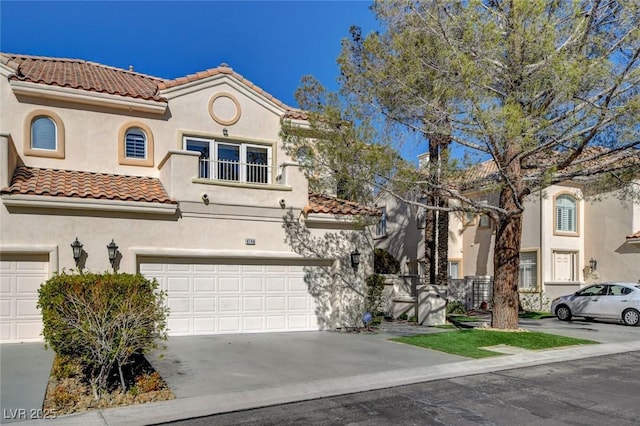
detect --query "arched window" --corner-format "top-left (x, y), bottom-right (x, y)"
top-left (24, 110), bottom-right (65, 158)
top-left (555, 194), bottom-right (577, 233)
top-left (31, 116), bottom-right (57, 150)
top-left (125, 128), bottom-right (147, 159)
top-left (118, 122), bottom-right (154, 166)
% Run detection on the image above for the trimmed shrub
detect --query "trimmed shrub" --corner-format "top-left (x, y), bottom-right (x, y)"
top-left (365, 273), bottom-right (386, 314)
top-left (446, 300), bottom-right (467, 315)
top-left (38, 272), bottom-right (168, 400)
top-left (373, 248), bottom-right (400, 274)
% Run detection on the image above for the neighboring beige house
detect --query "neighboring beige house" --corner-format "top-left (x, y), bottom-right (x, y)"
top-left (375, 157), bottom-right (640, 308)
top-left (0, 53), bottom-right (378, 343)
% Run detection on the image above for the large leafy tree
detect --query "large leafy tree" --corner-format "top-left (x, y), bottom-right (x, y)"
top-left (283, 0), bottom-right (640, 329)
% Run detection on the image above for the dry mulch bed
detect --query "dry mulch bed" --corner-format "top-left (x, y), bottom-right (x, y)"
top-left (44, 353), bottom-right (174, 415)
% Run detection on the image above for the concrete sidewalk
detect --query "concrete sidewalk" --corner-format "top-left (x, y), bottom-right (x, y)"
top-left (0, 343), bottom-right (54, 424)
top-left (6, 319), bottom-right (640, 426)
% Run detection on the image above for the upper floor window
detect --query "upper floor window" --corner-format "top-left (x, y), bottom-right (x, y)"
top-left (555, 194), bottom-right (577, 233)
top-left (23, 110), bottom-right (65, 158)
top-left (31, 117), bottom-right (57, 150)
top-left (125, 128), bottom-right (147, 159)
top-left (118, 122), bottom-right (154, 167)
top-left (375, 207), bottom-right (387, 238)
top-left (184, 137), bottom-right (272, 184)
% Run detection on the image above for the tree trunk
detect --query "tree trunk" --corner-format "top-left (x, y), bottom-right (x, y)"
top-left (424, 197), bottom-right (436, 285)
top-left (491, 190), bottom-right (523, 330)
top-left (436, 197), bottom-right (449, 286)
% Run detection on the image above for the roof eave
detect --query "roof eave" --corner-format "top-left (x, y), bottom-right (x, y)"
top-left (10, 80), bottom-right (167, 114)
top-left (1, 194), bottom-right (177, 215)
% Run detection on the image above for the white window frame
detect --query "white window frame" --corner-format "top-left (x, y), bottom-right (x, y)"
top-left (552, 250), bottom-right (578, 282)
top-left (183, 137), bottom-right (273, 184)
top-left (518, 251), bottom-right (538, 291)
top-left (448, 260), bottom-right (461, 279)
top-left (124, 127), bottom-right (147, 159)
top-left (375, 206), bottom-right (387, 238)
top-left (555, 194), bottom-right (577, 234)
top-left (31, 116), bottom-right (57, 151)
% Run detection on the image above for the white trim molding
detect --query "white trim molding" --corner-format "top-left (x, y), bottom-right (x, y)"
top-left (0, 244), bottom-right (59, 274)
top-left (10, 81), bottom-right (167, 114)
top-left (1, 194), bottom-right (178, 215)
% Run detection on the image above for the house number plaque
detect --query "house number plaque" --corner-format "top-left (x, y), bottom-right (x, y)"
top-left (245, 238), bottom-right (256, 245)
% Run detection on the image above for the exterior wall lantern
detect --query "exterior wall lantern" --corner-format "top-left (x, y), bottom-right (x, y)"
top-left (71, 237), bottom-right (83, 266)
top-left (222, 128), bottom-right (229, 137)
top-left (107, 239), bottom-right (119, 269)
top-left (589, 257), bottom-right (597, 272)
top-left (350, 249), bottom-right (360, 271)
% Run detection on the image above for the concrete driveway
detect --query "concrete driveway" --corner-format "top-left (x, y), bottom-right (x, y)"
top-left (0, 343), bottom-right (54, 424)
top-left (148, 330), bottom-right (465, 399)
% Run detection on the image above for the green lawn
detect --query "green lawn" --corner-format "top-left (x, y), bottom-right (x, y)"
top-left (518, 311), bottom-right (555, 319)
top-left (392, 329), bottom-right (597, 358)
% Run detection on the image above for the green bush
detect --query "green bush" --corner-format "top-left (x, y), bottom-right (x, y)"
top-left (38, 272), bottom-right (168, 399)
top-left (446, 300), bottom-right (468, 315)
top-left (365, 273), bottom-right (386, 314)
top-left (373, 248), bottom-right (400, 274)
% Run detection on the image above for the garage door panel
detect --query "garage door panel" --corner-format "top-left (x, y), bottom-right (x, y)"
top-left (219, 317), bottom-right (240, 332)
top-left (219, 297), bottom-right (240, 312)
top-left (17, 299), bottom-right (40, 316)
top-left (139, 261), bottom-right (324, 335)
top-left (1, 276), bottom-right (11, 293)
top-left (194, 297), bottom-right (215, 313)
top-left (167, 277), bottom-right (190, 292)
top-left (288, 315), bottom-right (309, 329)
top-left (266, 296), bottom-right (285, 311)
top-left (243, 316), bottom-right (264, 331)
top-left (193, 264), bottom-right (215, 272)
top-left (0, 257), bottom-right (48, 342)
top-left (194, 317), bottom-right (215, 333)
top-left (168, 297), bottom-right (190, 313)
top-left (266, 277), bottom-right (286, 291)
top-left (194, 277), bottom-right (215, 292)
top-left (219, 277), bottom-right (240, 292)
top-left (288, 296), bottom-right (308, 311)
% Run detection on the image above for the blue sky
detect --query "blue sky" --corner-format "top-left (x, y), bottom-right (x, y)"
top-left (1, 1), bottom-right (379, 107)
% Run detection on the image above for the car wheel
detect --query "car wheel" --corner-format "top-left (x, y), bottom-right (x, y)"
top-left (622, 309), bottom-right (640, 326)
top-left (556, 305), bottom-right (572, 321)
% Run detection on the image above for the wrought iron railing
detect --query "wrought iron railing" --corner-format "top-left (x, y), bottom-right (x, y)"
top-left (198, 158), bottom-right (271, 184)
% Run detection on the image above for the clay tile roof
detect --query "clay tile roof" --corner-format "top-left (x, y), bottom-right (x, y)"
top-left (1, 53), bottom-right (166, 102)
top-left (0, 166), bottom-right (176, 204)
top-left (304, 192), bottom-right (380, 216)
top-left (158, 63), bottom-right (297, 114)
top-left (627, 230), bottom-right (640, 240)
top-left (282, 109), bottom-right (308, 120)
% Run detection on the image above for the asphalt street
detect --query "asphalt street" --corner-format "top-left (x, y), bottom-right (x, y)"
top-left (163, 351), bottom-right (640, 426)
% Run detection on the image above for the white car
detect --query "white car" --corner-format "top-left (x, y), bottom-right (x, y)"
top-left (551, 282), bottom-right (640, 326)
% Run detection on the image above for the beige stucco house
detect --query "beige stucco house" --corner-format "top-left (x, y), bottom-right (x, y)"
top-left (0, 53), bottom-right (378, 343)
top-left (375, 157), bottom-right (640, 309)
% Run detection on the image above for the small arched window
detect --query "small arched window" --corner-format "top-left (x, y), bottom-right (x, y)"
top-left (31, 116), bottom-right (57, 150)
top-left (125, 128), bottom-right (147, 159)
top-left (555, 194), bottom-right (577, 233)
top-left (118, 122), bottom-right (154, 166)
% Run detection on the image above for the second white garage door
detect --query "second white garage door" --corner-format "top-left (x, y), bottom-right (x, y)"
top-left (139, 260), bottom-right (329, 335)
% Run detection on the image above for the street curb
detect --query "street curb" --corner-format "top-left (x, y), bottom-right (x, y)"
top-left (22, 340), bottom-right (640, 425)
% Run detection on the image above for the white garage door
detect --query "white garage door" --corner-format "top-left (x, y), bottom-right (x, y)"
top-left (139, 260), bottom-right (328, 335)
top-left (0, 254), bottom-right (49, 343)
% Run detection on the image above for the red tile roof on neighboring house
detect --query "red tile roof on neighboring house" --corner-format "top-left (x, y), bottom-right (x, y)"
top-left (1, 166), bottom-right (176, 204)
top-left (1, 53), bottom-right (166, 102)
top-left (305, 192), bottom-right (380, 216)
top-left (627, 230), bottom-right (640, 240)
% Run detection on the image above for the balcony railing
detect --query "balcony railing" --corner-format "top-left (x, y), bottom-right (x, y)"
top-left (198, 158), bottom-right (272, 184)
